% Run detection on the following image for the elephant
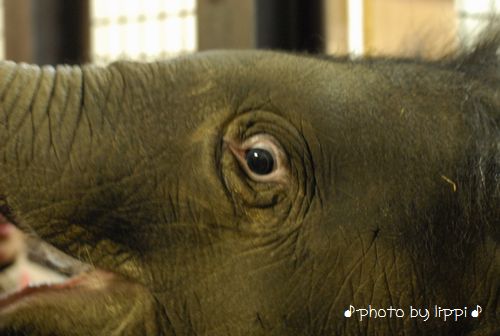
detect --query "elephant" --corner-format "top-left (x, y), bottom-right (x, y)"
top-left (0, 33), bottom-right (498, 335)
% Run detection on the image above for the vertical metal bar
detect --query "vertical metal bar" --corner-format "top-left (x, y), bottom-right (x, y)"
top-left (4, 0), bottom-right (34, 62)
top-left (324, 0), bottom-right (348, 54)
top-left (347, 0), bottom-right (364, 55)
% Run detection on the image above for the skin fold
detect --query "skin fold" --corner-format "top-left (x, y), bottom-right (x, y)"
top-left (0, 36), bottom-right (497, 335)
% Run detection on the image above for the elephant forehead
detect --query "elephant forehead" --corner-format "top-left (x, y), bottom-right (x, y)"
top-left (145, 51), bottom-right (347, 101)
top-left (145, 51), bottom-right (460, 134)
top-left (105, 52), bottom-right (468, 185)
top-left (104, 54), bottom-right (320, 144)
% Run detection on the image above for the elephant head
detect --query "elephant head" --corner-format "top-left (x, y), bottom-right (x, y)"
top-left (0, 36), bottom-right (498, 335)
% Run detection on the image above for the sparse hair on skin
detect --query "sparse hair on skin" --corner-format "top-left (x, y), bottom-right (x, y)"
top-left (316, 24), bottom-right (499, 262)
top-left (446, 26), bottom-right (500, 242)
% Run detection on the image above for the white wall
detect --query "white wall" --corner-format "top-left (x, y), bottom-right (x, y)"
top-left (456, 0), bottom-right (500, 45)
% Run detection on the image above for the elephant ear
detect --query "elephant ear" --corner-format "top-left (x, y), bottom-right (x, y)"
top-left (444, 23), bottom-right (500, 241)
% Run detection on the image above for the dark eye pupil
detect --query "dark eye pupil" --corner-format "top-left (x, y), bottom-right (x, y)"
top-left (245, 148), bottom-right (274, 175)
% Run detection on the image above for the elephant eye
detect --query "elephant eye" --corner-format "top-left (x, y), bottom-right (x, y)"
top-left (226, 134), bottom-right (287, 183)
top-left (245, 148), bottom-right (275, 175)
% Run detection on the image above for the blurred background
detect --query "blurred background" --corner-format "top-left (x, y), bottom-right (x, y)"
top-left (0, 0), bottom-right (497, 65)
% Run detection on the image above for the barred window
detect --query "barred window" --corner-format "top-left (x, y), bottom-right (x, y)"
top-left (91, 0), bottom-right (197, 64)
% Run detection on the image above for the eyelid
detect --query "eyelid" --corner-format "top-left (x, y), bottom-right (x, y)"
top-left (241, 134), bottom-right (282, 151)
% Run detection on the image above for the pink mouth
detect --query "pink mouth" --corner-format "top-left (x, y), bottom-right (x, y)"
top-left (0, 208), bottom-right (101, 313)
top-left (0, 270), bottom-right (113, 312)
top-left (0, 222), bottom-right (14, 239)
top-left (0, 274), bottom-right (82, 310)
top-left (0, 214), bottom-right (103, 312)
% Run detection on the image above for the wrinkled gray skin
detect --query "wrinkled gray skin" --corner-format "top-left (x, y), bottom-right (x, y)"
top-left (0, 39), bottom-right (498, 335)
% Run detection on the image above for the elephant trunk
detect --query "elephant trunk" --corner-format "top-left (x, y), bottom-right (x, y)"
top-left (0, 61), bottom-right (117, 230)
top-left (0, 62), bottom-right (84, 170)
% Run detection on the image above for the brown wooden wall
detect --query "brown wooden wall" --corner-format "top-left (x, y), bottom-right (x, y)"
top-left (325, 0), bottom-right (457, 58)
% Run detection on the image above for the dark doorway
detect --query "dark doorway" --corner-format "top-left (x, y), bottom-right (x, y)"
top-left (255, 0), bottom-right (324, 52)
top-left (4, 0), bottom-right (89, 65)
